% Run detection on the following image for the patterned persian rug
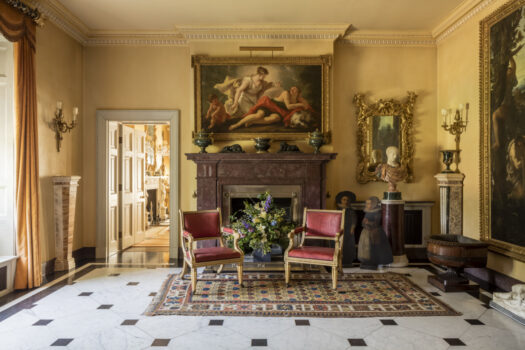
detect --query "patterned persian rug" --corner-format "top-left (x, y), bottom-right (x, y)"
top-left (144, 272), bottom-right (460, 318)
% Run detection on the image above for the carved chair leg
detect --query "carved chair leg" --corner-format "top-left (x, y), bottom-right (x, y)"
top-left (217, 264), bottom-right (224, 274)
top-left (332, 266), bottom-right (338, 290)
top-left (285, 261), bottom-right (290, 286)
top-left (236, 263), bottom-right (243, 287)
top-left (179, 259), bottom-right (188, 279)
top-left (191, 268), bottom-right (197, 294)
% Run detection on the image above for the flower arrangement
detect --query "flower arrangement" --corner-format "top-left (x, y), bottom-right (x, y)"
top-left (227, 192), bottom-right (295, 254)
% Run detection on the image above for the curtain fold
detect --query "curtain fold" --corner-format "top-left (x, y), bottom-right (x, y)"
top-left (0, 1), bottom-right (41, 289)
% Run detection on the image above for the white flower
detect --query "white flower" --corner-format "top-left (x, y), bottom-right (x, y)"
top-left (260, 212), bottom-right (267, 219)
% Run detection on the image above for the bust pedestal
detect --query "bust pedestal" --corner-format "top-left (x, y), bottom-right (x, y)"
top-left (434, 173), bottom-right (465, 234)
top-left (53, 176), bottom-right (81, 271)
top-left (382, 192), bottom-right (408, 267)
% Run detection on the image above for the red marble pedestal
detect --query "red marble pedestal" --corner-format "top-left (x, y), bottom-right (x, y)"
top-left (382, 197), bottom-right (408, 267)
top-left (53, 176), bottom-right (81, 271)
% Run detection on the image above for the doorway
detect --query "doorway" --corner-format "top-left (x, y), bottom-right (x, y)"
top-left (96, 110), bottom-right (179, 262)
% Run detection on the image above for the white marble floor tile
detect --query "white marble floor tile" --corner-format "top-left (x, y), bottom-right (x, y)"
top-left (394, 316), bottom-right (470, 338)
top-left (270, 325), bottom-right (350, 350)
top-left (364, 325), bottom-right (449, 350)
top-left (460, 323), bottom-right (525, 350)
top-left (68, 325), bottom-right (153, 350)
top-left (169, 323), bottom-right (251, 350)
top-left (135, 315), bottom-right (202, 338)
top-left (222, 316), bottom-right (295, 338)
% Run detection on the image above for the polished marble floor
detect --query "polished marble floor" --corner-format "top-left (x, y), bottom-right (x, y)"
top-left (0, 263), bottom-right (524, 350)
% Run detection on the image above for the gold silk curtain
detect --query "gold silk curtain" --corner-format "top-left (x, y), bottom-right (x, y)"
top-left (0, 1), bottom-right (41, 289)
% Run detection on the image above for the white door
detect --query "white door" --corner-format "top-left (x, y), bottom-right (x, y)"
top-left (107, 122), bottom-right (120, 255)
top-left (120, 124), bottom-right (136, 250)
top-left (134, 129), bottom-right (146, 243)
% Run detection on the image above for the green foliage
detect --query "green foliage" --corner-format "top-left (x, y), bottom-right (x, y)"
top-left (227, 192), bottom-right (295, 254)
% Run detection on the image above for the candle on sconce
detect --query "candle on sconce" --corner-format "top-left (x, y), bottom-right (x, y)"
top-left (56, 101), bottom-right (63, 110)
top-left (441, 108), bottom-right (447, 125)
top-left (73, 107), bottom-right (78, 122)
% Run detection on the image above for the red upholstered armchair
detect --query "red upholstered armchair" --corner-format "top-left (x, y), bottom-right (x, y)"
top-left (179, 208), bottom-right (244, 293)
top-left (284, 208), bottom-right (345, 289)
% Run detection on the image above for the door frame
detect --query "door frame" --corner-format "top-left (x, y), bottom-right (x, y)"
top-left (96, 110), bottom-right (180, 260)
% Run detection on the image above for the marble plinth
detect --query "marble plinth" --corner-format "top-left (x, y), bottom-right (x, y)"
top-left (435, 173), bottom-right (465, 235)
top-left (53, 176), bottom-right (81, 272)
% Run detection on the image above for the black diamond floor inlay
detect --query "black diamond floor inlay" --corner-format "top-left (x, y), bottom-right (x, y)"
top-left (51, 338), bottom-right (73, 346)
top-left (149, 292), bottom-right (157, 297)
top-left (108, 273), bottom-right (120, 277)
top-left (33, 319), bottom-right (53, 326)
top-left (252, 339), bottom-right (268, 347)
top-left (127, 282), bottom-right (139, 286)
top-left (404, 273), bottom-right (412, 277)
top-left (121, 319), bottom-right (139, 326)
top-left (209, 319), bottom-right (224, 326)
top-left (348, 338), bottom-right (367, 346)
top-left (97, 304), bottom-right (113, 310)
top-left (430, 292), bottom-right (441, 296)
top-left (295, 320), bottom-right (310, 326)
top-left (151, 339), bottom-right (170, 347)
top-left (444, 338), bottom-right (466, 346)
top-left (78, 292), bottom-right (92, 296)
top-left (380, 319), bottom-right (398, 325)
top-left (465, 319), bottom-right (484, 325)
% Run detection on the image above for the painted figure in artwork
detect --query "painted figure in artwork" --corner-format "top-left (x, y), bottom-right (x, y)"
top-left (205, 94), bottom-right (231, 130)
top-left (215, 66), bottom-right (275, 118)
top-left (375, 146), bottom-right (407, 192)
top-left (357, 196), bottom-right (393, 270)
top-left (336, 191), bottom-right (357, 264)
top-left (228, 86), bottom-right (313, 131)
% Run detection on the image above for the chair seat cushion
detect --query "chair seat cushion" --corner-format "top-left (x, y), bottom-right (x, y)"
top-left (287, 246), bottom-right (335, 261)
top-left (189, 247), bottom-right (241, 263)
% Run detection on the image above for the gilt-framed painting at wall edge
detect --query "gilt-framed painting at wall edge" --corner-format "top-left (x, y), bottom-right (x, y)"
top-left (192, 55), bottom-right (331, 142)
top-left (480, 0), bottom-right (525, 262)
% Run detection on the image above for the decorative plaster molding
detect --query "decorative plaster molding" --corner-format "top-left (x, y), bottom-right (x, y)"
top-left (433, 0), bottom-right (496, 43)
top-left (84, 37), bottom-right (187, 47)
top-left (342, 33), bottom-right (435, 47)
top-left (26, 0), bottom-right (89, 44)
top-left (176, 24), bottom-right (348, 41)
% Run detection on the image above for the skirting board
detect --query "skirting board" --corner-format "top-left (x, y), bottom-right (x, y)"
top-left (41, 247), bottom-right (96, 277)
top-left (464, 267), bottom-right (524, 292)
top-left (490, 300), bottom-right (525, 326)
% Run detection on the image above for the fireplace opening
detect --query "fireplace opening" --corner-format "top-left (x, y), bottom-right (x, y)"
top-left (230, 197), bottom-right (294, 222)
top-left (222, 184), bottom-right (301, 225)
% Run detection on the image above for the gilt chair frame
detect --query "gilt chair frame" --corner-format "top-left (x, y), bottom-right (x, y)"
top-left (284, 207), bottom-right (345, 289)
top-left (179, 208), bottom-right (244, 293)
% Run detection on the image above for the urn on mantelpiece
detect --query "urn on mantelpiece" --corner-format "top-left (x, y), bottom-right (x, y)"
top-left (192, 130), bottom-right (213, 153)
top-left (253, 137), bottom-right (271, 153)
top-left (439, 150), bottom-right (458, 173)
top-left (308, 129), bottom-right (324, 154)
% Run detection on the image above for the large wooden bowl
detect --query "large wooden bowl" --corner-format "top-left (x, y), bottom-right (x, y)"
top-left (427, 234), bottom-right (488, 268)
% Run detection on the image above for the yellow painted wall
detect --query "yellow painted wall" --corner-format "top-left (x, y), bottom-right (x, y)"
top-left (35, 23), bottom-right (83, 263)
top-left (79, 40), bottom-right (440, 250)
top-left (330, 42), bottom-right (439, 230)
top-left (437, 0), bottom-right (525, 281)
top-left (82, 46), bottom-right (192, 245)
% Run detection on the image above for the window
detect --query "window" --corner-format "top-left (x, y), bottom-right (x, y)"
top-left (0, 35), bottom-right (15, 256)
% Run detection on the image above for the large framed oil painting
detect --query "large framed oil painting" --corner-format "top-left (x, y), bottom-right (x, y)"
top-left (192, 55), bottom-right (331, 141)
top-left (480, 0), bottom-right (525, 261)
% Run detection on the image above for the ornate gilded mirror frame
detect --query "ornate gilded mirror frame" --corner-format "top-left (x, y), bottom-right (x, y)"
top-left (353, 92), bottom-right (417, 184)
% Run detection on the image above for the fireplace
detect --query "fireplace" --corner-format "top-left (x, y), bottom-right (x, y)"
top-left (223, 185), bottom-right (301, 224)
top-left (186, 152), bottom-right (337, 226)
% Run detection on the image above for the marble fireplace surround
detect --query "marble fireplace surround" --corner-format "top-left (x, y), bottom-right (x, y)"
top-left (186, 153), bottom-right (337, 225)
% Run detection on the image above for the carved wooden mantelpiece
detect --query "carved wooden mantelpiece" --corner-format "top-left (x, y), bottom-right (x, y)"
top-left (186, 153), bottom-right (337, 223)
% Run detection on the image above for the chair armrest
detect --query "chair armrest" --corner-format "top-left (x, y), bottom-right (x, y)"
top-left (181, 230), bottom-right (196, 262)
top-left (221, 227), bottom-right (244, 257)
top-left (285, 226), bottom-right (304, 256)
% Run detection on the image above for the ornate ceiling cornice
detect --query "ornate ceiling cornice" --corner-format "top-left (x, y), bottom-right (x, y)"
top-left (433, 0), bottom-right (496, 43)
top-left (342, 32), bottom-right (435, 47)
top-left (26, 0), bottom-right (500, 48)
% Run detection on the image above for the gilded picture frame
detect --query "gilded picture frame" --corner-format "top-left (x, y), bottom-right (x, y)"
top-left (192, 55), bottom-right (331, 141)
top-left (353, 92), bottom-right (417, 184)
top-left (480, 0), bottom-right (525, 262)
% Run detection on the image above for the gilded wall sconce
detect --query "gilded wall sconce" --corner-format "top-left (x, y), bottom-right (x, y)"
top-left (53, 101), bottom-right (78, 152)
top-left (440, 103), bottom-right (468, 172)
